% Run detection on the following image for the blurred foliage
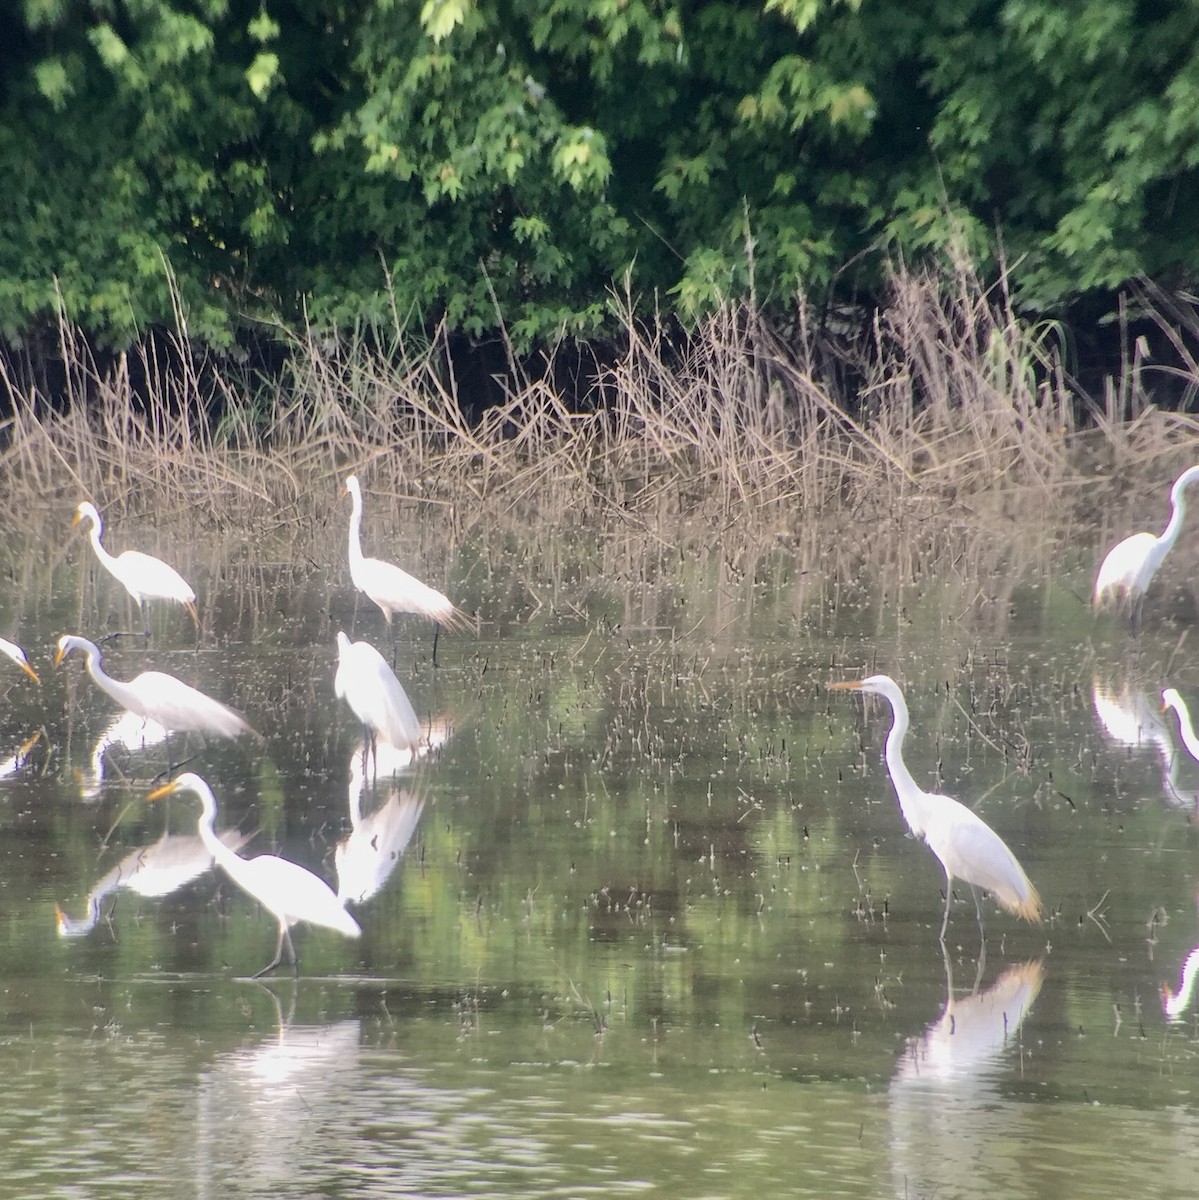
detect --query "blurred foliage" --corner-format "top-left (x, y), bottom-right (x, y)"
top-left (4, 0), bottom-right (1199, 349)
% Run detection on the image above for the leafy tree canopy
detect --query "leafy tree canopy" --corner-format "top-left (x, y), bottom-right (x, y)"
top-left (2, 0), bottom-right (1199, 349)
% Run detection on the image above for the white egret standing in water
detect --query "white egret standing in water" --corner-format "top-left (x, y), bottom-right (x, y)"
top-left (55, 635), bottom-right (259, 768)
top-left (1093, 465), bottom-right (1199, 619)
top-left (344, 474), bottom-right (472, 664)
top-left (830, 675), bottom-right (1042, 940)
top-left (148, 773), bottom-right (361, 976)
top-left (74, 500), bottom-right (199, 636)
top-left (334, 632), bottom-right (423, 770)
top-left (0, 638), bottom-right (39, 684)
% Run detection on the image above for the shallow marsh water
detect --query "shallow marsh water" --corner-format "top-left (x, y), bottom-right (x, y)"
top-left (1, 496), bottom-right (1199, 1197)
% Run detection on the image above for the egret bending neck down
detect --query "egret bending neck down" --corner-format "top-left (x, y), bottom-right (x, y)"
top-left (830, 675), bottom-right (1042, 942)
top-left (148, 773), bottom-right (360, 977)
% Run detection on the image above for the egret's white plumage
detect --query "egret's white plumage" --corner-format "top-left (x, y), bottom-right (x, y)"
top-left (55, 636), bottom-right (259, 745)
top-left (0, 638), bottom-right (39, 684)
top-left (1162, 946), bottom-right (1199, 1020)
top-left (344, 474), bottom-right (471, 662)
top-left (148, 773), bottom-right (361, 976)
top-left (334, 632), bottom-right (423, 754)
top-left (1162, 688), bottom-right (1199, 763)
top-left (74, 500), bottom-right (199, 633)
top-left (1093, 466), bottom-right (1199, 616)
top-left (831, 675), bottom-right (1041, 939)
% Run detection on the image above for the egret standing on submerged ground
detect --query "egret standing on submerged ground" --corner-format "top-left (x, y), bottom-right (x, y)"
top-left (148, 773), bottom-right (361, 976)
top-left (334, 632), bottom-right (423, 772)
top-left (344, 474), bottom-right (472, 665)
top-left (73, 501), bottom-right (199, 637)
top-left (1093, 465), bottom-right (1199, 621)
top-left (0, 638), bottom-right (39, 684)
top-left (830, 675), bottom-right (1042, 941)
top-left (55, 635), bottom-right (259, 768)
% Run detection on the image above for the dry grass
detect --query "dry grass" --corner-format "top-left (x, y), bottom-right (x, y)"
top-left (2, 259), bottom-right (1198, 548)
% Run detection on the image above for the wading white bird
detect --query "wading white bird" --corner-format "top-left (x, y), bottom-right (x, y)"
top-left (334, 632), bottom-right (423, 764)
top-left (149, 773), bottom-right (361, 976)
top-left (74, 500), bottom-right (199, 635)
top-left (1162, 688), bottom-right (1199, 764)
top-left (0, 638), bottom-right (39, 684)
top-left (55, 635), bottom-right (259, 767)
top-left (1093, 465), bottom-right (1199, 618)
top-left (830, 675), bottom-right (1042, 940)
top-left (344, 474), bottom-right (472, 664)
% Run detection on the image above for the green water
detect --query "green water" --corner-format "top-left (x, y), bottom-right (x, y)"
top-left (1, 505), bottom-right (1198, 1198)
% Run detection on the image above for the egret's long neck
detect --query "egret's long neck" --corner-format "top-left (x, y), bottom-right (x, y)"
top-left (1174, 703), bottom-right (1199, 761)
top-left (1166, 947), bottom-right (1199, 1018)
top-left (1158, 486), bottom-right (1192, 556)
top-left (881, 693), bottom-right (923, 824)
top-left (348, 492), bottom-right (365, 571)
top-left (86, 520), bottom-right (120, 576)
top-left (81, 645), bottom-right (144, 714)
top-left (194, 793), bottom-right (243, 877)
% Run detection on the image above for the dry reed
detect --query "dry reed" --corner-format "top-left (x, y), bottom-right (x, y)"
top-left (2, 260), bottom-right (1197, 547)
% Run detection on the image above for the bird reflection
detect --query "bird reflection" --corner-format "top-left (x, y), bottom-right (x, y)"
top-left (1162, 947), bottom-right (1199, 1020)
top-left (196, 985), bottom-right (361, 1191)
top-left (77, 710), bottom-right (171, 800)
top-left (334, 716), bottom-right (448, 905)
top-left (0, 730), bottom-right (41, 779)
top-left (56, 826), bottom-right (253, 939)
top-left (893, 956), bottom-right (1044, 1085)
top-left (888, 955), bottom-right (1043, 1194)
top-left (1092, 678), bottom-right (1199, 814)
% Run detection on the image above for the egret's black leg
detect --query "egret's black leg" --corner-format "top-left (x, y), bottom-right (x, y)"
top-left (254, 923), bottom-right (288, 978)
top-left (432, 621), bottom-right (442, 668)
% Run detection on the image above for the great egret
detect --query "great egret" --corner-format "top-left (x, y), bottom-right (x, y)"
top-left (0, 638), bottom-right (39, 684)
top-left (1162, 687), bottom-right (1199, 763)
top-left (344, 474), bottom-right (472, 664)
top-left (55, 635), bottom-right (259, 767)
top-left (1093, 465), bottom-right (1199, 618)
top-left (74, 500), bottom-right (199, 636)
top-left (334, 632), bottom-right (423, 766)
top-left (148, 773), bottom-right (361, 976)
top-left (830, 675), bottom-right (1042, 940)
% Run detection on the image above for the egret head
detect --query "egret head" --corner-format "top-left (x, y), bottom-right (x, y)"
top-left (0, 638), bottom-right (39, 683)
top-left (54, 634), bottom-right (93, 667)
top-left (344, 474), bottom-right (360, 498)
top-left (73, 501), bottom-right (101, 531)
top-left (147, 772), bottom-right (207, 804)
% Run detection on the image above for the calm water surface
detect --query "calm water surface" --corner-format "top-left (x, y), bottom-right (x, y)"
top-left (1, 502), bottom-right (1198, 1198)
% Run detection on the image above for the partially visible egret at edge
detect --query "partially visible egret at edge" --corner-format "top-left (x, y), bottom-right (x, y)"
top-left (0, 638), bottom-right (39, 684)
top-left (1093, 465), bottom-right (1199, 620)
top-left (830, 675), bottom-right (1042, 941)
top-left (334, 632), bottom-right (423, 771)
top-left (344, 474), bottom-right (472, 665)
top-left (74, 500), bottom-right (199, 636)
top-left (1162, 688), bottom-right (1199, 765)
top-left (55, 635), bottom-right (259, 768)
top-left (148, 773), bottom-right (361, 976)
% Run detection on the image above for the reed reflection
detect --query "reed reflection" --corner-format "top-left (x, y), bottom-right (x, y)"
top-left (56, 826), bottom-right (253, 939)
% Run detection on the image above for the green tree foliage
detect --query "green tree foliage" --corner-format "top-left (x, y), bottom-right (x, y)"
top-left (3, 0), bottom-right (1199, 348)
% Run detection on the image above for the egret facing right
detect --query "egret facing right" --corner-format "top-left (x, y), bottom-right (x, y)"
top-left (830, 675), bottom-right (1041, 941)
top-left (0, 638), bottom-right (39, 685)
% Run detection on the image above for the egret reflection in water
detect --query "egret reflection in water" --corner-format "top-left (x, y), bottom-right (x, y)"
top-left (889, 957), bottom-right (1044, 1195)
top-left (0, 730), bottom-right (41, 780)
top-left (56, 827), bottom-right (253, 938)
top-left (77, 710), bottom-right (171, 800)
top-left (1092, 678), bottom-right (1199, 815)
top-left (335, 717), bottom-right (448, 906)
